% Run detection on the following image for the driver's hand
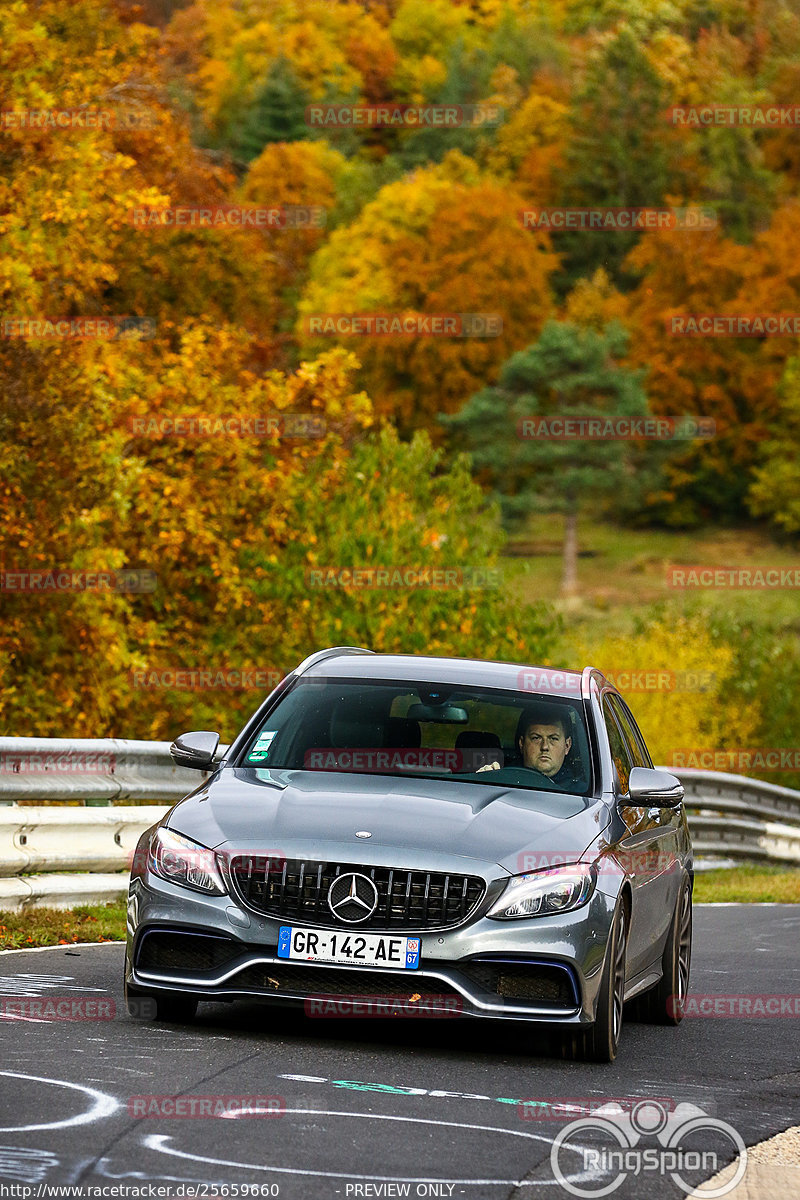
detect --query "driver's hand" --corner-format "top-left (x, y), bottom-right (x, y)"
top-left (476, 761), bottom-right (502, 772)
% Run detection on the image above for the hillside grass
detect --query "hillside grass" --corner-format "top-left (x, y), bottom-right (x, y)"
top-left (502, 515), bottom-right (800, 632)
top-left (0, 900), bottom-right (127, 950)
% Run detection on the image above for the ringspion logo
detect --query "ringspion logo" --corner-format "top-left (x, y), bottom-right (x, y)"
top-left (551, 1101), bottom-right (746, 1198)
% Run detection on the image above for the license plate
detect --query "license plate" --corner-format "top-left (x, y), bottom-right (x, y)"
top-left (277, 926), bottom-right (420, 969)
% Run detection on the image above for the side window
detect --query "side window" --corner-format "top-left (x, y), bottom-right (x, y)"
top-left (609, 695), bottom-right (651, 769)
top-left (602, 698), bottom-right (631, 793)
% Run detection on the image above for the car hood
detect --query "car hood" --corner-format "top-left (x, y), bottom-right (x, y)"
top-left (167, 767), bottom-right (612, 877)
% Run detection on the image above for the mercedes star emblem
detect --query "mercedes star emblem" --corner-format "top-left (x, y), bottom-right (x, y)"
top-left (327, 872), bottom-right (379, 923)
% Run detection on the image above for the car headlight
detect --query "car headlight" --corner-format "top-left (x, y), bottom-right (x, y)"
top-left (148, 828), bottom-right (226, 896)
top-left (487, 864), bottom-right (595, 920)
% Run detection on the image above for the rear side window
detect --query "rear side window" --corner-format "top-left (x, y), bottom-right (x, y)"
top-left (608, 694), bottom-right (651, 768)
top-left (602, 697), bottom-right (631, 793)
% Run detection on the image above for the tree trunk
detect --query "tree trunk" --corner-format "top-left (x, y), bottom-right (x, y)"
top-left (561, 509), bottom-right (579, 597)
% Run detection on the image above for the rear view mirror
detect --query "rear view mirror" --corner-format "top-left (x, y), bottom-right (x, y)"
top-left (170, 730), bottom-right (221, 771)
top-left (406, 703), bottom-right (469, 723)
top-left (623, 766), bottom-right (685, 808)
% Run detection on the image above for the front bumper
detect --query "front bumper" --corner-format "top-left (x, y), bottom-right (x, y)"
top-left (125, 866), bottom-right (619, 1025)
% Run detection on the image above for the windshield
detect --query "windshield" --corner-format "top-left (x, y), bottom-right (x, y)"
top-left (240, 678), bottom-right (593, 794)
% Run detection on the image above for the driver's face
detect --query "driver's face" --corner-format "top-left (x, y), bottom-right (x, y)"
top-left (519, 723), bottom-right (571, 776)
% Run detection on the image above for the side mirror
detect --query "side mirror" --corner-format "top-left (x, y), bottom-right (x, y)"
top-left (623, 766), bottom-right (685, 808)
top-left (170, 731), bottom-right (221, 771)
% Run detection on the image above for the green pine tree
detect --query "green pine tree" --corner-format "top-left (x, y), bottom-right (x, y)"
top-left (443, 319), bottom-right (652, 595)
top-left (555, 26), bottom-right (670, 292)
top-left (230, 57), bottom-right (311, 161)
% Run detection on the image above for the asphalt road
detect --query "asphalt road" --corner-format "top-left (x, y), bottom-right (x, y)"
top-left (0, 904), bottom-right (798, 1200)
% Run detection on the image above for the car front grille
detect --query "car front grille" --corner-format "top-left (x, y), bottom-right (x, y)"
top-left (227, 857), bottom-right (485, 931)
top-left (231, 963), bottom-right (461, 1000)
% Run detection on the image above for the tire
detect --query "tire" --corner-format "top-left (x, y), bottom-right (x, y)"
top-left (629, 874), bottom-right (692, 1025)
top-left (125, 979), bottom-right (198, 1023)
top-left (563, 899), bottom-right (628, 1064)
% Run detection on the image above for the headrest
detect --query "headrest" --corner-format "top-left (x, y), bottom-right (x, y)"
top-left (455, 730), bottom-right (501, 749)
top-left (385, 717), bottom-right (422, 747)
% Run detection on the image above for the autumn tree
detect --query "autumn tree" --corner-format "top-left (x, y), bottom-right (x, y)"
top-left (748, 356), bottom-right (800, 535)
top-left (298, 153), bottom-right (557, 431)
top-left (262, 424), bottom-right (558, 666)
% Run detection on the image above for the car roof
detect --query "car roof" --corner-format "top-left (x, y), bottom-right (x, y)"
top-left (298, 648), bottom-right (593, 700)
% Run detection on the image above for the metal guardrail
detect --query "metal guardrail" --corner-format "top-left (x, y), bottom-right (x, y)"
top-left (665, 766), bottom-right (800, 866)
top-left (0, 741), bottom-right (798, 912)
top-left (0, 736), bottom-right (225, 806)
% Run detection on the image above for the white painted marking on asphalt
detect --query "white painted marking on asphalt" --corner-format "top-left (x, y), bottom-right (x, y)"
top-left (0, 974), bottom-right (106, 996)
top-left (0, 1072), bottom-right (120, 1133)
top-left (0, 942), bottom-right (121, 955)
top-left (145, 1112), bottom-right (590, 1186)
top-left (0, 1145), bottom-right (60, 1184)
top-left (279, 1074), bottom-right (329, 1083)
top-left (276, 1074), bottom-right (597, 1116)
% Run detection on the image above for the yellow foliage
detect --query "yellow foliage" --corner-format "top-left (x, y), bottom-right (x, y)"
top-left (563, 616), bottom-right (760, 769)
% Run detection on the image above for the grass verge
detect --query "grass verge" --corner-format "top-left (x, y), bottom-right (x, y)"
top-left (694, 865), bottom-right (800, 903)
top-left (1, 870), bottom-right (798, 951)
top-left (0, 900), bottom-right (127, 950)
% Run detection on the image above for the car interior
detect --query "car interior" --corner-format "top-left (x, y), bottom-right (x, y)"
top-left (243, 680), bottom-right (593, 793)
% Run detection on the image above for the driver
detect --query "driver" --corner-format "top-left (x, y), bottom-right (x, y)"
top-left (477, 704), bottom-right (579, 786)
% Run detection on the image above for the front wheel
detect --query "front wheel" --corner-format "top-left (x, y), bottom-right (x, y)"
top-left (563, 900), bottom-right (628, 1063)
top-left (125, 979), bottom-right (198, 1023)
